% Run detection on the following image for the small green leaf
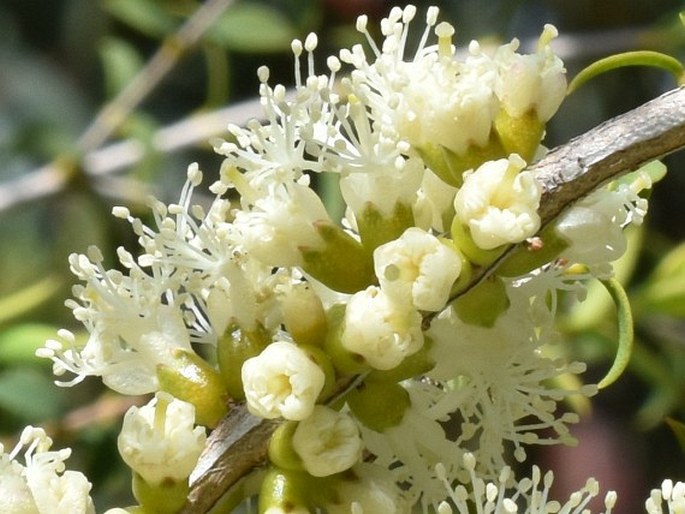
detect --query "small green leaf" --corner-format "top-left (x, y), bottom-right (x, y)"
top-left (103, 0), bottom-right (178, 38)
top-left (0, 323), bottom-right (61, 366)
top-left (99, 37), bottom-right (144, 99)
top-left (207, 4), bottom-right (297, 53)
top-left (597, 278), bottom-right (634, 389)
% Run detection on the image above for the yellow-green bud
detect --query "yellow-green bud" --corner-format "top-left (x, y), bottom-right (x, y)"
top-left (346, 381), bottom-right (410, 432)
top-left (268, 421), bottom-right (304, 471)
top-left (156, 349), bottom-right (228, 428)
top-left (131, 472), bottom-right (189, 514)
top-left (450, 215), bottom-right (507, 267)
top-left (258, 467), bottom-right (312, 514)
top-left (356, 201), bottom-right (415, 255)
top-left (452, 275), bottom-right (510, 327)
top-left (496, 225), bottom-right (570, 277)
top-left (323, 304), bottom-right (372, 376)
top-left (300, 220), bottom-right (375, 294)
top-left (281, 283), bottom-right (327, 347)
top-left (217, 323), bottom-right (271, 400)
top-left (493, 109), bottom-right (545, 162)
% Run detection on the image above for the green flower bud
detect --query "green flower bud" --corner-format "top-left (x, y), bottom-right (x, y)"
top-left (281, 283), bottom-right (327, 347)
top-left (258, 467), bottom-right (312, 514)
top-left (496, 225), bottom-right (569, 277)
top-left (156, 349), bottom-right (229, 428)
top-left (217, 323), bottom-right (271, 400)
top-left (356, 201), bottom-right (415, 255)
top-left (346, 381), bottom-right (410, 432)
top-left (300, 220), bottom-right (375, 294)
top-left (452, 275), bottom-right (510, 327)
top-left (268, 421), bottom-right (304, 471)
top-left (323, 304), bottom-right (372, 376)
top-left (131, 472), bottom-right (189, 514)
top-left (493, 109), bottom-right (545, 162)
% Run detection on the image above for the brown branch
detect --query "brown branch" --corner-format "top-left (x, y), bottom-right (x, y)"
top-left (180, 86), bottom-right (685, 513)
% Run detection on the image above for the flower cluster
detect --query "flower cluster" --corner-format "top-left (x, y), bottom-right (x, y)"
top-left (34, 4), bottom-right (664, 513)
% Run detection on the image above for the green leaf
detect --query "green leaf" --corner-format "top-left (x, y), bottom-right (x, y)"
top-left (99, 37), bottom-right (144, 99)
top-left (0, 368), bottom-right (66, 421)
top-left (102, 0), bottom-right (178, 38)
top-left (597, 278), bottom-right (634, 389)
top-left (0, 323), bottom-right (61, 366)
top-left (207, 4), bottom-right (297, 53)
top-left (638, 242), bottom-right (685, 316)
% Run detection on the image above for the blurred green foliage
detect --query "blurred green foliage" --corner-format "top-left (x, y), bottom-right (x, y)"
top-left (0, 0), bottom-right (684, 511)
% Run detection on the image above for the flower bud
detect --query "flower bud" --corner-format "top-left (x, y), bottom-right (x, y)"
top-left (452, 275), bottom-right (510, 327)
top-left (374, 228), bottom-right (463, 311)
top-left (292, 406), bottom-right (363, 477)
top-left (156, 349), bottom-right (229, 428)
top-left (347, 381), bottom-right (410, 432)
top-left (299, 220), bottom-right (374, 294)
top-left (340, 286), bottom-right (424, 371)
top-left (217, 323), bottom-right (271, 400)
top-left (117, 393), bottom-right (206, 488)
top-left (281, 283), bottom-right (327, 347)
top-left (242, 341), bottom-right (326, 420)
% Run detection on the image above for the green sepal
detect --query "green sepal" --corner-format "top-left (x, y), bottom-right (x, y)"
top-left (300, 220), bottom-right (375, 294)
top-left (452, 275), bottom-right (510, 328)
top-left (156, 349), bottom-right (229, 428)
top-left (131, 472), bottom-right (189, 514)
top-left (450, 216), bottom-right (508, 267)
top-left (597, 278), bottom-right (634, 389)
top-left (268, 421), bottom-right (304, 471)
top-left (493, 109), bottom-right (544, 162)
top-left (356, 201), bottom-right (414, 255)
top-left (346, 381), bottom-right (410, 432)
top-left (323, 304), bottom-right (372, 376)
top-left (497, 225), bottom-right (570, 277)
top-left (417, 135), bottom-right (505, 188)
top-left (217, 323), bottom-right (271, 400)
top-left (366, 337), bottom-right (435, 383)
top-left (299, 344), bottom-right (337, 402)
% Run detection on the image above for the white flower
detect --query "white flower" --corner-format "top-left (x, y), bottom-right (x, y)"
top-left (341, 286), bottom-right (424, 370)
top-left (242, 340), bottom-right (325, 420)
top-left (413, 169), bottom-right (459, 232)
top-left (454, 154), bottom-right (541, 250)
top-left (0, 426), bottom-right (95, 514)
top-left (436, 453), bottom-right (617, 514)
top-left (556, 170), bottom-right (652, 277)
top-left (645, 479), bottom-right (685, 514)
top-left (426, 274), bottom-right (596, 476)
top-left (374, 227), bottom-right (462, 311)
top-left (232, 181), bottom-right (331, 267)
top-left (117, 392), bottom-right (206, 486)
top-left (292, 406), bottom-right (362, 477)
top-left (494, 24), bottom-right (566, 121)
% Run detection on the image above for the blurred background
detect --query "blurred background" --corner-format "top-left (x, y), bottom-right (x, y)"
top-left (0, 0), bottom-right (684, 511)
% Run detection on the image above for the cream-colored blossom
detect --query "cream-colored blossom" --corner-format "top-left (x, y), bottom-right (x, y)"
top-left (117, 392), bottom-right (206, 486)
top-left (0, 426), bottom-right (95, 514)
top-left (341, 286), bottom-right (424, 370)
top-left (242, 340), bottom-right (325, 420)
top-left (292, 406), bottom-right (363, 477)
top-left (454, 154), bottom-right (541, 249)
top-left (374, 227), bottom-right (462, 311)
